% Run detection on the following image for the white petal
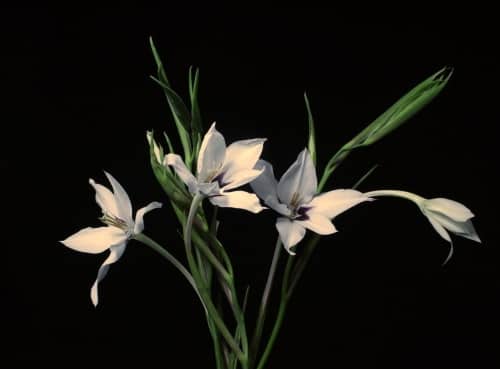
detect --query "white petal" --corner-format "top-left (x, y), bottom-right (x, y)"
top-left (296, 211), bottom-right (337, 235)
top-left (250, 160), bottom-right (282, 208)
top-left (60, 226), bottom-right (127, 254)
top-left (428, 212), bottom-right (481, 243)
top-left (221, 168), bottom-right (264, 191)
top-left (90, 243), bottom-right (127, 306)
top-left (275, 217), bottom-right (306, 255)
top-left (134, 201), bottom-right (163, 234)
top-left (426, 215), bottom-right (452, 243)
top-left (308, 189), bottom-right (372, 219)
top-left (197, 122), bottom-right (226, 182)
top-left (277, 149), bottom-right (317, 206)
top-left (209, 191), bottom-right (265, 213)
top-left (220, 138), bottom-right (266, 181)
top-left (426, 216), bottom-right (454, 265)
top-left (89, 179), bottom-right (119, 217)
top-left (104, 172), bottom-right (133, 225)
top-left (250, 161), bottom-right (290, 216)
top-left (456, 219), bottom-right (481, 243)
top-left (424, 198), bottom-right (475, 222)
top-left (164, 153), bottom-right (198, 194)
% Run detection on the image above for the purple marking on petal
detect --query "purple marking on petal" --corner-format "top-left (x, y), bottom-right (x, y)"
top-left (295, 206), bottom-right (311, 221)
top-left (213, 172), bottom-right (228, 188)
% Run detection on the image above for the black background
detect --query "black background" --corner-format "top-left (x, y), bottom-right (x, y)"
top-left (2, 7), bottom-right (500, 369)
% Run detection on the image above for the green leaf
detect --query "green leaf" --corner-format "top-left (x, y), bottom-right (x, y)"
top-left (149, 37), bottom-right (193, 168)
top-left (149, 36), bottom-right (169, 84)
top-left (150, 76), bottom-right (192, 130)
top-left (189, 66), bottom-right (203, 160)
top-left (163, 131), bottom-right (175, 154)
top-left (303, 92), bottom-right (317, 166)
top-left (352, 164), bottom-right (378, 189)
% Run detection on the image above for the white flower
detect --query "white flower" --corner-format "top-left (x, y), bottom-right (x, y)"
top-left (60, 172), bottom-right (162, 306)
top-left (250, 149), bottom-right (371, 254)
top-left (365, 190), bottom-right (481, 263)
top-left (164, 122), bottom-right (266, 213)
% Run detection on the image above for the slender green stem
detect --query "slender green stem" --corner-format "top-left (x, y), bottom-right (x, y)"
top-left (207, 318), bottom-right (224, 369)
top-left (318, 143), bottom-right (362, 192)
top-left (250, 237), bottom-right (282, 366)
top-left (208, 205), bottom-right (224, 369)
top-left (209, 207), bottom-right (249, 368)
top-left (133, 233), bottom-right (200, 303)
top-left (194, 234), bottom-right (232, 283)
top-left (363, 189), bottom-right (424, 203)
top-left (287, 235), bottom-right (320, 299)
top-left (255, 255), bottom-right (294, 369)
top-left (185, 193), bottom-right (246, 366)
top-left (211, 206), bottom-right (219, 235)
top-left (134, 232), bottom-right (225, 368)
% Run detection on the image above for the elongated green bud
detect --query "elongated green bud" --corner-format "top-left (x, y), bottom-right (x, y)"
top-left (353, 67), bottom-right (453, 147)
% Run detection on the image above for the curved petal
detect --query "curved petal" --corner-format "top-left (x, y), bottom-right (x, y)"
top-left (425, 216), bottom-right (454, 265)
top-left (426, 215), bottom-right (452, 243)
top-left (104, 172), bottom-right (133, 225)
top-left (60, 226), bottom-right (127, 254)
top-left (221, 168), bottom-right (264, 191)
top-left (275, 217), bottom-right (306, 255)
top-left (308, 189), bottom-right (372, 219)
top-left (455, 219), bottom-right (481, 243)
top-left (90, 243), bottom-right (127, 306)
top-left (134, 201), bottom-right (163, 234)
top-left (250, 160), bottom-right (290, 215)
top-left (89, 179), bottom-right (119, 217)
top-left (164, 153), bottom-right (198, 194)
top-left (427, 212), bottom-right (481, 243)
top-left (250, 160), bottom-right (279, 201)
top-left (277, 149), bottom-right (317, 207)
top-left (296, 211), bottom-right (337, 235)
top-left (424, 198), bottom-right (475, 221)
top-left (209, 191), bottom-right (265, 213)
top-left (197, 122), bottom-right (226, 182)
top-left (221, 138), bottom-right (266, 181)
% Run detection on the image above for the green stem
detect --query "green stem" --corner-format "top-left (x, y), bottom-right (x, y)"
top-left (286, 235), bottom-right (320, 299)
top-left (208, 319), bottom-right (224, 369)
top-left (208, 206), bottom-right (224, 369)
top-left (185, 193), bottom-right (246, 366)
top-left (318, 143), bottom-right (362, 192)
top-left (250, 237), bottom-right (282, 366)
top-left (209, 207), bottom-right (249, 368)
top-left (192, 228), bottom-right (232, 283)
top-left (363, 189), bottom-right (424, 203)
top-left (133, 232), bottom-right (225, 368)
top-left (133, 233), bottom-right (201, 305)
top-left (255, 255), bottom-right (294, 369)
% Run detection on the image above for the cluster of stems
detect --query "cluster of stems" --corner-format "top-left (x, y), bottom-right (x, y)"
top-left (135, 38), bottom-right (452, 369)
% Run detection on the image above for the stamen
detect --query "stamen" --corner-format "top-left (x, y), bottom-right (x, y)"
top-left (99, 214), bottom-right (129, 231)
top-left (290, 192), bottom-right (302, 209)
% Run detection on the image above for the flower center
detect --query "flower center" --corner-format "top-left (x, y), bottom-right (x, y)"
top-left (212, 172), bottom-right (229, 188)
top-left (292, 206), bottom-right (311, 221)
top-left (100, 213), bottom-right (130, 232)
